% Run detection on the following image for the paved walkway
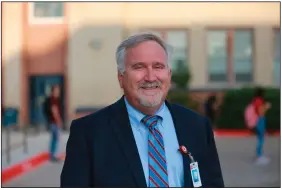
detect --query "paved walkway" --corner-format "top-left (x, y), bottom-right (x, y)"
top-left (2, 130), bottom-right (69, 170)
top-left (216, 136), bottom-right (280, 187)
top-left (2, 135), bottom-right (281, 187)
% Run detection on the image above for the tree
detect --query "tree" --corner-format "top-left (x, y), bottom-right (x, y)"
top-left (171, 59), bottom-right (191, 89)
top-left (168, 60), bottom-right (199, 110)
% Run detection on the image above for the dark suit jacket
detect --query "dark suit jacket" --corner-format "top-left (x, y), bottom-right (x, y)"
top-left (60, 96), bottom-right (224, 187)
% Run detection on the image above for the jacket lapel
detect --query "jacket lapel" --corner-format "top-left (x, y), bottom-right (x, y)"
top-left (110, 97), bottom-right (147, 188)
top-left (166, 101), bottom-right (194, 188)
top-left (110, 97), bottom-right (195, 187)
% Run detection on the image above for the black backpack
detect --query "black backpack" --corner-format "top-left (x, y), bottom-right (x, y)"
top-left (43, 97), bottom-right (52, 120)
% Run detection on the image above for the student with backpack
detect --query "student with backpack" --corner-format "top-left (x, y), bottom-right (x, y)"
top-left (245, 87), bottom-right (271, 165)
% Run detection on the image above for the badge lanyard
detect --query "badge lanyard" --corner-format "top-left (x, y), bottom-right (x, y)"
top-left (179, 145), bottom-right (202, 188)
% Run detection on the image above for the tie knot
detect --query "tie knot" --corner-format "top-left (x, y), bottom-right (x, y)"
top-left (142, 115), bottom-right (160, 129)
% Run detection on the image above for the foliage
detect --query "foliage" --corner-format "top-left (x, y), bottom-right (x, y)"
top-left (167, 90), bottom-right (199, 111)
top-left (215, 87), bottom-right (280, 130)
top-left (171, 59), bottom-right (191, 89)
top-left (168, 60), bottom-right (199, 111)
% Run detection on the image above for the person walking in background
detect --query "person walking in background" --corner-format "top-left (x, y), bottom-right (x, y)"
top-left (49, 85), bottom-right (62, 162)
top-left (252, 87), bottom-right (271, 165)
top-left (204, 93), bottom-right (217, 127)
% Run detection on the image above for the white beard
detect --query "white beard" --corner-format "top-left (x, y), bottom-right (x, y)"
top-left (138, 90), bottom-right (163, 107)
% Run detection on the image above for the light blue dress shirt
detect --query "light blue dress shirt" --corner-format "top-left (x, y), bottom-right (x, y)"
top-left (124, 97), bottom-right (184, 187)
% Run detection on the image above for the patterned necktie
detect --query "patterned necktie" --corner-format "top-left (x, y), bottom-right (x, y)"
top-left (142, 115), bottom-right (169, 187)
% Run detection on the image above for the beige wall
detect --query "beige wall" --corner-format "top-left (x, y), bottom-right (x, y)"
top-left (124, 2), bottom-right (280, 27)
top-left (67, 3), bottom-right (124, 112)
top-left (2, 3), bottom-right (22, 108)
top-left (67, 2), bottom-right (125, 26)
top-left (254, 26), bottom-right (275, 86)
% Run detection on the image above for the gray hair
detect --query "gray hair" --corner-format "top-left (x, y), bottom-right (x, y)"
top-left (115, 33), bottom-right (172, 74)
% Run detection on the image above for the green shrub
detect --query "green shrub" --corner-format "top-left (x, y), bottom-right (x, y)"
top-left (167, 90), bottom-right (199, 112)
top-left (216, 87), bottom-right (280, 130)
top-left (168, 59), bottom-right (199, 111)
top-left (171, 59), bottom-right (191, 89)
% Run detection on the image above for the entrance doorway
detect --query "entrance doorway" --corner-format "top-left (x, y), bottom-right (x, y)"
top-left (29, 75), bottom-right (65, 129)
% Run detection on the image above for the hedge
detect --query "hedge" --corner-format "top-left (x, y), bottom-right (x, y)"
top-left (167, 90), bottom-right (199, 112)
top-left (215, 87), bottom-right (280, 130)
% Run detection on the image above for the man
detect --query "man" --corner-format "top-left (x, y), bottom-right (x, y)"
top-left (49, 85), bottom-right (62, 162)
top-left (61, 33), bottom-right (224, 187)
top-left (204, 93), bottom-right (217, 127)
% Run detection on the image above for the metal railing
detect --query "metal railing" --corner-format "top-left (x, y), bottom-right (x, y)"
top-left (2, 125), bottom-right (29, 164)
top-left (2, 109), bottom-right (29, 164)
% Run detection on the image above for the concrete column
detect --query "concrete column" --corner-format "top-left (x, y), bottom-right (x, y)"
top-left (254, 26), bottom-right (274, 86)
top-left (189, 25), bottom-right (207, 88)
top-left (2, 3), bottom-right (23, 125)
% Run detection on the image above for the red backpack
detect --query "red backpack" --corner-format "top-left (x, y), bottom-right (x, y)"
top-left (244, 103), bottom-right (258, 129)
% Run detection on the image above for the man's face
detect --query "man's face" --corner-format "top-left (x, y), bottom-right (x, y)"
top-left (118, 40), bottom-right (172, 111)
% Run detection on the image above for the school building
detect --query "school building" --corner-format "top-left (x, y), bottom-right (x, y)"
top-left (2, 2), bottom-right (280, 127)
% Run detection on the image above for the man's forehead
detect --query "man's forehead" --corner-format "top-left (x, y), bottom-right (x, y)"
top-left (129, 60), bottom-right (166, 64)
top-left (126, 41), bottom-right (166, 54)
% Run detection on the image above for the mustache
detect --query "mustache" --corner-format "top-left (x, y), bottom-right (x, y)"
top-left (139, 81), bottom-right (162, 88)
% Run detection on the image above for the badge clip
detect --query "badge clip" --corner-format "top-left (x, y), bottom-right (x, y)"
top-left (178, 145), bottom-right (195, 163)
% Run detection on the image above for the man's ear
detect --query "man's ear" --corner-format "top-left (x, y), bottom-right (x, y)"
top-left (118, 72), bottom-right (124, 89)
top-left (168, 68), bottom-right (172, 77)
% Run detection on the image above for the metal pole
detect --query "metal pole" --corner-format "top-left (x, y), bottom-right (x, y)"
top-left (6, 126), bottom-right (11, 164)
top-left (23, 124), bottom-right (28, 153)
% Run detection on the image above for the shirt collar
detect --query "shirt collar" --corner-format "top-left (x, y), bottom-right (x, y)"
top-left (124, 97), bottom-right (166, 127)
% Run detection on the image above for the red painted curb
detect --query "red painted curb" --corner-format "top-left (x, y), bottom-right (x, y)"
top-left (2, 152), bottom-right (65, 184)
top-left (214, 129), bottom-right (280, 137)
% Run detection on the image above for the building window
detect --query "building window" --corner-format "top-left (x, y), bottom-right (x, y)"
top-left (28, 2), bottom-right (64, 24)
top-left (166, 31), bottom-right (188, 72)
top-left (207, 30), bottom-right (228, 82)
top-left (34, 2), bottom-right (64, 17)
top-left (233, 30), bottom-right (253, 82)
top-left (273, 29), bottom-right (280, 86)
top-left (207, 29), bottom-right (253, 84)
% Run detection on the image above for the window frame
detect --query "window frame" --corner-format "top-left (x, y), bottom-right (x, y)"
top-left (206, 27), bottom-right (254, 86)
top-left (206, 29), bottom-right (229, 85)
top-left (28, 2), bottom-right (65, 25)
top-left (273, 27), bottom-right (281, 87)
top-left (232, 29), bottom-right (254, 84)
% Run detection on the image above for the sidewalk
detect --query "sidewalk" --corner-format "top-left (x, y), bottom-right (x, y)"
top-left (2, 131), bottom-right (69, 170)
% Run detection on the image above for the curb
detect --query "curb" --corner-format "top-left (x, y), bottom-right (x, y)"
top-left (214, 129), bottom-right (280, 137)
top-left (2, 152), bottom-right (65, 184)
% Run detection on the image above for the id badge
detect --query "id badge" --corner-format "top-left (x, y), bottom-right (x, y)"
top-left (190, 162), bottom-right (202, 188)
